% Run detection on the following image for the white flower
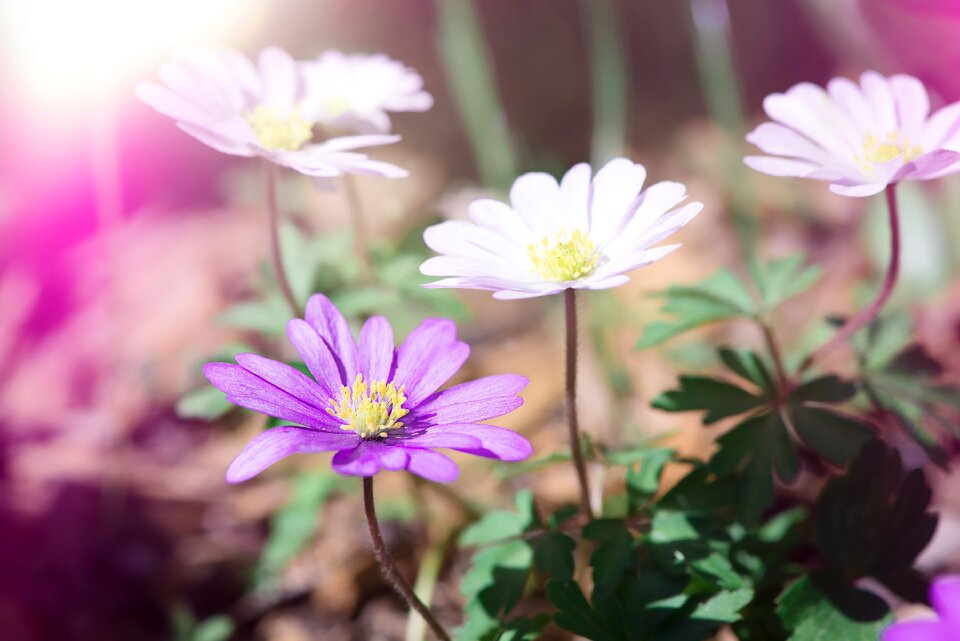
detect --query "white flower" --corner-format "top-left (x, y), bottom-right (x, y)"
top-left (745, 71), bottom-right (960, 197)
top-left (419, 158), bottom-right (702, 299)
top-left (137, 47), bottom-right (407, 178)
top-left (301, 50), bottom-right (433, 134)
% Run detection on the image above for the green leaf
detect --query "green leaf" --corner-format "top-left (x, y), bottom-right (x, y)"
top-left (255, 471), bottom-right (344, 584)
top-left (547, 580), bottom-right (620, 641)
top-left (626, 447), bottom-right (675, 512)
top-left (750, 254), bottom-right (822, 311)
top-left (192, 616), bottom-right (235, 641)
top-left (789, 376), bottom-right (858, 404)
top-left (532, 532), bottom-right (576, 581)
top-left (788, 405), bottom-right (873, 467)
top-left (814, 441), bottom-right (936, 601)
top-left (652, 376), bottom-right (767, 424)
top-left (584, 520), bottom-right (636, 591)
top-left (777, 577), bottom-right (891, 641)
top-left (636, 268), bottom-right (756, 349)
top-left (459, 491), bottom-right (538, 546)
top-left (175, 384), bottom-right (233, 420)
top-left (718, 348), bottom-right (776, 393)
top-left (216, 298), bottom-right (290, 334)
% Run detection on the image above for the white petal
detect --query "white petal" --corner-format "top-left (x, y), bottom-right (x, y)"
top-left (922, 102), bottom-right (960, 150)
top-left (559, 162), bottom-right (592, 231)
top-left (592, 244), bottom-right (682, 280)
top-left (828, 181), bottom-right (887, 197)
top-left (762, 92), bottom-right (851, 159)
top-left (419, 255), bottom-right (538, 283)
top-left (509, 172), bottom-right (562, 235)
top-left (492, 286), bottom-right (565, 300)
top-left (746, 122), bottom-right (834, 164)
top-left (468, 199), bottom-right (536, 244)
top-left (579, 275), bottom-right (630, 291)
top-left (588, 158), bottom-right (647, 247)
top-left (258, 47), bottom-right (300, 111)
top-left (423, 220), bottom-right (527, 263)
top-left (889, 74), bottom-right (930, 141)
top-left (827, 76), bottom-right (875, 136)
top-left (744, 155), bottom-right (822, 177)
top-left (860, 71), bottom-right (897, 133)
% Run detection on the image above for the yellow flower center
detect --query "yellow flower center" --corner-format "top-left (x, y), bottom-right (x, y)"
top-left (322, 96), bottom-right (354, 119)
top-left (326, 374), bottom-right (409, 439)
top-left (854, 131), bottom-right (923, 176)
top-left (528, 229), bottom-right (600, 282)
top-left (246, 105), bottom-right (314, 151)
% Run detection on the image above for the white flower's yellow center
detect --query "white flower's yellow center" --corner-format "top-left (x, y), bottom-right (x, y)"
top-left (327, 374), bottom-right (409, 439)
top-left (854, 131), bottom-right (923, 175)
top-left (322, 96), bottom-right (354, 119)
top-left (528, 229), bottom-right (600, 282)
top-left (246, 105), bottom-right (314, 151)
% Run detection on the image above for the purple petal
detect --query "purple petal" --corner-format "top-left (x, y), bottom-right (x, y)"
top-left (409, 396), bottom-right (524, 425)
top-left (204, 362), bottom-right (341, 429)
top-left (896, 149), bottom-right (960, 181)
top-left (405, 448), bottom-right (460, 482)
top-left (305, 294), bottom-right (360, 384)
top-left (390, 432), bottom-right (483, 450)
top-left (417, 374), bottom-right (528, 408)
top-left (286, 318), bottom-right (342, 398)
top-left (358, 316), bottom-right (395, 382)
top-left (931, 576), bottom-right (960, 625)
top-left (235, 353), bottom-right (329, 408)
top-left (331, 441), bottom-right (410, 476)
top-left (393, 318), bottom-right (470, 407)
top-left (436, 424), bottom-right (533, 461)
top-left (881, 620), bottom-right (950, 641)
top-left (226, 426), bottom-right (359, 483)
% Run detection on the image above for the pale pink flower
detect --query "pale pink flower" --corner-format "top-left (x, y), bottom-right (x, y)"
top-left (137, 47), bottom-right (407, 178)
top-left (745, 71), bottom-right (960, 196)
top-left (419, 158), bottom-right (702, 299)
top-left (301, 50), bottom-right (433, 134)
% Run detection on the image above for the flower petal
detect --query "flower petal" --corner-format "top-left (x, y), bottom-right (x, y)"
top-left (897, 149), bottom-right (960, 181)
top-left (923, 102), bottom-right (960, 150)
top-left (890, 74), bottom-right (930, 140)
top-left (416, 374), bottom-right (528, 411)
top-left (393, 319), bottom-right (470, 407)
top-left (492, 286), bottom-right (565, 300)
top-left (559, 162), bottom-right (592, 231)
top-left (391, 432), bottom-right (483, 450)
top-left (931, 576), bottom-right (960, 625)
top-left (404, 448), bottom-right (460, 482)
top-left (880, 620), bottom-right (950, 641)
top-left (305, 293), bottom-right (361, 384)
top-left (744, 156), bottom-right (822, 178)
top-left (410, 396), bottom-right (524, 425)
top-left (286, 318), bottom-right (342, 398)
top-left (588, 158), bottom-right (647, 247)
top-left (828, 181), bottom-right (887, 197)
top-left (358, 316), bottom-right (395, 382)
top-left (423, 220), bottom-right (527, 264)
top-left (510, 172), bottom-right (562, 235)
top-left (258, 46), bottom-right (300, 111)
top-left (468, 198), bottom-right (536, 244)
top-left (438, 424), bottom-right (533, 461)
top-left (203, 361), bottom-right (341, 429)
top-left (861, 71), bottom-right (897, 134)
top-left (226, 426), bottom-right (359, 483)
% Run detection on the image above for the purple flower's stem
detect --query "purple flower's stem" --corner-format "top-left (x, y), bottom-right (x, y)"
top-left (799, 183), bottom-right (901, 374)
top-left (343, 174), bottom-right (374, 281)
top-left (564, 288), bottom-right (594, 520)
top-left (362, 477), bottom-right (451, 641)
top-left (264, 162), bottom-right (302, 318)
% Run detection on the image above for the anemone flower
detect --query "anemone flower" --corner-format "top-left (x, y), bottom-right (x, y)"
top-left (205, 294), bottom-right (532, 484)
top-left (882, 575), bottom-right (960, 641)
top-left (301, 50), bottom-right (433, 134)
top-left (419, 158), bottom-right (702, 300)
top-left (419, 157), bottom-right (701, 519)
top-left (744, 71), bottom-right (960, 197)
top-left (137, 47), bottom-right (407, 178)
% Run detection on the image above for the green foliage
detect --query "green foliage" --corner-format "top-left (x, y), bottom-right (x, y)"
top-left (855, 315), bottom-right (960, 465)
top-left (176, 342), bottom-right (257, 420)
top-left (814, 441), bottom-right (936, 603)
top-left (457, 491), bottom-right (544, 641)
top-left (171, 607), bottom-right (234, 641)
top-left (653, 348), bottom-right (874, 523)
top-left (777, 577), bottom-right (891, 641)
top-left (637, 255), bottom-right (821, 349)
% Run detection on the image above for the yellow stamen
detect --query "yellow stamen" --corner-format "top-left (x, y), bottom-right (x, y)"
top-left (246, 104), bottom-right (314, 151)
top-left (323, 96), bottom-right (353, 119)
top-left (854, 131), bottom-right (923, 176)
top-left (326, 373), bottom-right (409, 439)
top-left (528, 228), bottom-right (600, 282)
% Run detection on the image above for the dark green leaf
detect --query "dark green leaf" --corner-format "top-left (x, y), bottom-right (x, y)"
top-left (718, 348), bottom-right (776, 393)
top-left (547, 580), bottom-right (620, 641)
top-left (652, 376), bottom-right (767, 424)
top-left (789, 376), bottom-right (858, 404)
top-left (789, 405), bottom-right (873, 467)
top-left (584, 520), bottom-right (636, 591)
top-left (533, 532), bottom-right (576, 581)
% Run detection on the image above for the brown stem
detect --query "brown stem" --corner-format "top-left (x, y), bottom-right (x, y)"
top-left (362, 477), bottom-right (451, 641)
top-left (264, 162), bottom-right (302, 317)
top-left (343, 174), bottom-right (374, 280)
top-left (799, 183), bottom-right (901, 373)
top-left (564, 288), bottom-right (594, 519)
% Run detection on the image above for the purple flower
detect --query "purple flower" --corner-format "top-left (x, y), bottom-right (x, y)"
top-left (882, 576), bottom-right (960, 641)
top-left (205, 294), bottom-right (533, 483)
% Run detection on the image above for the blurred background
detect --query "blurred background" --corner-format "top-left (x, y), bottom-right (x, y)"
top-left (2, 0), bottom-right (960, 639)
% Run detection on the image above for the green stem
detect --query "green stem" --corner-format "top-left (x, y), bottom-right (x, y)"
top-left (564, 289), bottom-right (594, 519)
top-left (264, 162), bottom-right (302, 317)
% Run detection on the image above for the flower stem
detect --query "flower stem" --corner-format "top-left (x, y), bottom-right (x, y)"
top-left (343, 174), bottom-right (374, 280)
top-left (799, 183), bottom-right (901, 373)
top-left (564, 288), bottom-right (594, 520)
top-left (362, 477), bottom-right (451, 641)
top-left (759, 320), bottom-right (790, 398)
top-left (264, 162), bottom-right (302, 317)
